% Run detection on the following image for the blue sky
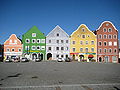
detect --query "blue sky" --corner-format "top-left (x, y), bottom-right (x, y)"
top-left (0, 0), bottom-right (120, 44)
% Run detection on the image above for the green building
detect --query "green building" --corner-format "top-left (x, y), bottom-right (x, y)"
top-left (22, 26), bottom-right (46, 60)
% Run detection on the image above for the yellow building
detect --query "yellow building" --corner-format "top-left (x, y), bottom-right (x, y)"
top-left (70, 24), bottom-right (97, 62)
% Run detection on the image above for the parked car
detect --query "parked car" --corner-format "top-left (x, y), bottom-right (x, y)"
top-left (57, 58), bottom-right (64, 62)
top-left (5, 59), bottom-right (12, 62)
top-left (35, 58), bottom-right (42, 62)
top-left (21, 57), bottom-right (29, 62)
top-left (65, 57), bottom-right (71, 62)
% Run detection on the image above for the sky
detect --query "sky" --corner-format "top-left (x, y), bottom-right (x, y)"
top-left (0, 0), bottom-right (120, 44)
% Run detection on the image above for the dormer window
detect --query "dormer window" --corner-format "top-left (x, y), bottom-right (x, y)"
top-left (57, 33), bottom-right (59, 36)
top-left (82, 28), bottom-right (85, 32)
top-left (32, 33), bottom-right (36, 37)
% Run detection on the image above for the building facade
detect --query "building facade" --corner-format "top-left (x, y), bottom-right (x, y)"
top-left (70, 24), bottom-right (97, 62)
top-left (96, 21), bottom-right (119, 63)
top-left (22, 26), bottom-right (46, 60)
top-left (4, 34), bottom-right (22, 60)
top-left (46, 25), bottom-right (70, 60)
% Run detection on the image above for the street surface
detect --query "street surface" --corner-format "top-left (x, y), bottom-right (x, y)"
top-left (0, 61), bottom-right (120, 90)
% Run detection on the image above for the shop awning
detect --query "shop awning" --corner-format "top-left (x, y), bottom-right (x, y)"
top-left (88, 54), bottom-right (94, 58)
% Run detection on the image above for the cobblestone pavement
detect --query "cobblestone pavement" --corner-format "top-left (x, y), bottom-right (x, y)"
top-left (0, 61), bottom-right (120, 90)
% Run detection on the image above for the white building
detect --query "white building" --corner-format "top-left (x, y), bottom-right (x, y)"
top-left (46, 25), bottom-right (70, 60)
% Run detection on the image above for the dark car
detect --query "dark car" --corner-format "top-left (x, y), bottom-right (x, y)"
top-left (65, 57), bottom-right (71, 62)
top-left (21, 57), bottom-right (29, 62)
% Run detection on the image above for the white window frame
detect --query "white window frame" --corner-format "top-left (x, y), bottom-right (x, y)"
top-left (108, 34), bottom-right (112, 39)
top-left (109, 42), bottom-right (112, 46)
top-left (18, 48), bottom-right (21, 52)
top-left (113, 34), bottom-right (117, 39)
top-left (11, 48), bottom-right (15, 52)
top-left (32, 39), bottom-right (36, 43)
top-left (37, 39), bottom-right (41, 43)
top-left (37, 46), bottom-right (41, 50)
top-left (98, 34), bottom-right (102, 39)
top-left (32, 33), bottom-right (36, 37)
top-left (114, 42), bottom-right (117, 46)
top-left (26, 39), bottom-right (30, 43)
top-left (103, 28), bottom-right (107, 32)
top-left (32, 46), bottom-right (36, 50)
top-left (104, 41), bottom-right (107, 46)
top-left (91, 40), bottom-right (94, 45)
top-left (108, 28), bottom-right (112, 32)
top-left (109, 48), bottom-right (112, 53)
top-left (41, 46), bottom-right (45, 50)
top-left (91, 48), bottom-right (94, 52)
top-left (25, 46), bottom-right (29, 50)
top-left (6, 48), bottom-right (10, 52)
top-left (41, 39), bottom-right (45, 43)
top-left (72, 41), bottom-right (75, 44)
top-left (103, 34), bottom-right (107, 39)
top-left (80, 48), bottom-right (83, 52)
top-left (99, 41), bottom-right (102, 46)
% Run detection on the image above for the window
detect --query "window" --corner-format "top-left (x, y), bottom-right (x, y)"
top-left (66, 40), bottom-right (68, 43)
top-left (80, 41), bottom-right (83, 45)
top-left (18, 48), bottom-right (21, 52)
top-left (73, 48), bottom-right (75, 52)
top-left (32, 46), bottom-right (36, 50)
top-left (25, 46), bottom-right (29, 50)
top-left (98, 35), bottom-right (102, 39)
top-left (6, 48), bottom-right (10, 52)
top-left (11, 48), bottom-right (15, 52)
top-left (88, 35), bottom-right (90, 37)
top-left (104, 42), bottom-right (107, 46)
top-left (109, 49), bottom-right (112, 53)
top-left (91, 48), bottom-right (94, 52)
top-left (82, 28), bottom-right (85, 32)
top-left (114, 49), bottom-right (117, 53)
top-left (37, 46), bottom-right (40, 50)
top-left (56, 47), bottom-right (59, 50)
top-left (32, 33), bottom-right (36, 37)
top-left (57, 40), bottom-right (59, 43)
top-left (103, 28), bottom-right (107, 32)
top-left (9, 40), bottom-right (12, 43)
top-left (106, 23), bottom-right (109, 26)
top-left (82, 35), bottom-right (85, 38)
top-left (14, 40), bottom-right (17, 43)
top-left (37, 39), bottom-right (40, 43)
top-left (61, 47), bottom-right (64, 50)
top-left (104, 35), bottom-right (107, 39)
top-left (80, 48), bottom-right (83, 52)
top-left (99, 49), bottom-right (102, 53)
top-left (108, 35), bottom-right (112, 39)
top-left (99, 42), bottom-right (102, 46)
top-left (56, 55), bottom-right (59, 58)
top-left (108, 28), bottom-right (112, 32)
top-left (49, 40), bottom-right (51, 43)
top-left (26, 39), bottom-right (30, 43)
top-left (66, 47), bottom-right (68, 50)
top-left (86, 41), bottom-right (88, 45)
top-left (72, 41), bottom-right (75, 44)
top-left (61, 55), bottom-right (64, 58)
top-left (85, 48), bottom-right (88, 52)
top-left (57, 33), bottom-right (59, 36)
top-left (32, 39), bottom-right (36, 43)
top-left (91, 41), bottom-right (94, 45)
top-left (48, 47), bottom-right (51, 50)
top-left (104, 48), bottom-right (107, 53)
top-left (41, 46), bottom-right (45, 50)
top-left (61, 40), bottom-right (64, 43)
top-left (109, 42), bottom-right (112, 46)
top-left (41, 39), bottom-right (45, 43)
top-left (114, 35), bottom-right (117, 39)
top-left (114, 42), bottom-right (117, 46)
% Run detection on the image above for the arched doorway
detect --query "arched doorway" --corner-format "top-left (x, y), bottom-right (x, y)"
top-left (73, 54), bottom-right (75, 60)
top-left (32, 53), bottom-right (37, 60)
top-left (99, 57), bottom-right (102, 62)
top-left (38, 53), bottom-right (43, 60)
top-left (47, 53), bottom-right (52, 60)
top-left (104, 56), bottom-right (109, 63)
top-left (79, 55), bottom-right (84, 61)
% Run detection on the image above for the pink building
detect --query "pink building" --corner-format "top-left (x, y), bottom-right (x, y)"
top-left (4, 34), bottom-right (22, 60)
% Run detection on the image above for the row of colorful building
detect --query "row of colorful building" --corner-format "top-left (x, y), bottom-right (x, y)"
top-left (2, 21), bottom-right (119, 63)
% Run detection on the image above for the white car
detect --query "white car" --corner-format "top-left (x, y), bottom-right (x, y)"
top-left (21, 57), bottom-right (29, 62)
top-left (57, 58), bottom-right (64, 62)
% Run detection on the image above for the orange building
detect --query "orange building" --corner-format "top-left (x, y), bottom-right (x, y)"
top-left (4, 34), bottom-right (22, 60)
